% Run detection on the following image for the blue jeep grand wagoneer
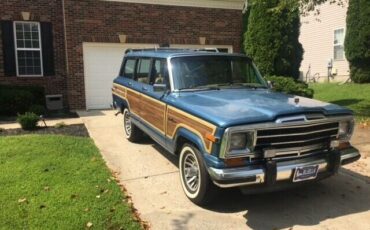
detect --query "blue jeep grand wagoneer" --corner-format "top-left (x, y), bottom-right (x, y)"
top-left (112, 49), bottom-right (360, 205)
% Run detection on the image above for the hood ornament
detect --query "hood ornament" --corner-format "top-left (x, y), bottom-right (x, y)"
top-left (294, 97), bottom-right (300, 106)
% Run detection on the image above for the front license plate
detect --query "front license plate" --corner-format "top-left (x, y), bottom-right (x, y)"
top-left (293, 165), bottom-right (319, 182)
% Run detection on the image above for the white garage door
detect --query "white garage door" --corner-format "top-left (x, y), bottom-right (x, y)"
top-left (83, 43), bottom-right (157, 109)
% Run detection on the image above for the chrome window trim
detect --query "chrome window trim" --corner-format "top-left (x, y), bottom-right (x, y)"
top-left (166, 57), bottom-right (175, 91)
top-left (219, 115), bottom-right (354, 159)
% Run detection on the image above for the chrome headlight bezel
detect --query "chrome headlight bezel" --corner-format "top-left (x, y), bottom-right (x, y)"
top-left (220, 129), bottom-right (257, 159)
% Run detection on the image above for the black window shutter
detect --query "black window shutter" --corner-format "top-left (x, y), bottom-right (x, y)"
top-left (40, 22), bottom-right (55, 76)
top-left (1, 20), bottom-right (16, 76)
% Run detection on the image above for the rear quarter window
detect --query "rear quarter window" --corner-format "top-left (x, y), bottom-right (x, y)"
top-left (121, 59), bottom-right (136, 79)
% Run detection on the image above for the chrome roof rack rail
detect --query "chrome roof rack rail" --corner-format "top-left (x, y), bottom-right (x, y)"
top-left (124, 47), bottom-right (220, 54)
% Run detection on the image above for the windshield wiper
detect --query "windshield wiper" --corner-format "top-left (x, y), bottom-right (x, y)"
top-left (178, 86), bottom-right (220, 92)
top-left (217, 82), bottom-right (267, 89)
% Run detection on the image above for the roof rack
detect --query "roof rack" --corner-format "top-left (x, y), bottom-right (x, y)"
top-left (124, 47), bottom-right (220, 54)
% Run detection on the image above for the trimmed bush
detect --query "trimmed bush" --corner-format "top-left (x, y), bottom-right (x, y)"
top-left (344, 0), bottom-right (370, 83)
top-left (0, 85), bottom-right (45, 116)
top-left (28, 104), bottom-right (46, 116)
top-left (266, 76), bottom-right (314, 98)
top-left (54, 122), bottom-right (66, 129)
top-left (17, 112), bottom-right (40, 130)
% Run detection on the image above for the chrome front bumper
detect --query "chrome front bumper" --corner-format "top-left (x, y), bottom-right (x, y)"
top-left (208, 147), bottom-right (360, 188)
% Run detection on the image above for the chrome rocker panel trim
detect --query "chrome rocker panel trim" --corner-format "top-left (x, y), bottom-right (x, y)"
top-left (208, 147), bottom-right (360, 188)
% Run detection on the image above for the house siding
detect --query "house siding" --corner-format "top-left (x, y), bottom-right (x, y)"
top-left (300, 2), bottom-right (349, 82)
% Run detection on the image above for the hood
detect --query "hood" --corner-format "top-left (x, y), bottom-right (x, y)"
top-left (166, 89), bottom-right (352, 128)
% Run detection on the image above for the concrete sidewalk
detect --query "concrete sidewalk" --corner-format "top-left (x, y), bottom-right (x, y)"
top-left (79, 110), bottom-right (370, 230)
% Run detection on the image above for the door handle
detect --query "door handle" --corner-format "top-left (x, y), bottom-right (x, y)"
top-left (142, 87), bottom-right (148, 91)
top-left (128, 82), bottom-right (132, 86)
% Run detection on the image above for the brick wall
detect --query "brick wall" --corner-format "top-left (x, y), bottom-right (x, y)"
top-left (0, 0), bottom-right (67, 104)
top-left (64, 0), bottom-right (243, 109)
top-left (1, 0), bottom-right (243, 110)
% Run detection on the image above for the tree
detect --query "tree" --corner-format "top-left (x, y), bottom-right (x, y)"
top-left (344, 0), bottom-right (370, 83)
top-left (244, 0), bottom-right (303, 79)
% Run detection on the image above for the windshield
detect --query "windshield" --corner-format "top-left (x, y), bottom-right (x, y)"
top-left (170, 56), bottom-right (267, 90)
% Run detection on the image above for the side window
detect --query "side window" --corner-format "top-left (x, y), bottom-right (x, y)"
top-left (136, 58), bottom-right (151, 84)
top-left (123, 59), bottom-right (136, 79)
top-left (150, 59), bottom-right (169, 86)
top-left (334, 28), bottom-right (344, 61)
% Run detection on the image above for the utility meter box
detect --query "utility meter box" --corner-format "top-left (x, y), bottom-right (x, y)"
top-left (45, 94), bottom-right (63, 110)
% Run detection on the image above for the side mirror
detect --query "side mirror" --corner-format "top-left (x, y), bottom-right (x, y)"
top-left (267, 81), bottom-right (274, 89)
top-left (153, 84), bottom-right (167, 92)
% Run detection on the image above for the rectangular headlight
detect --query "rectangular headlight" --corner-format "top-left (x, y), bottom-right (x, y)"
top-left (220, 130), bottom-right (256, 159)
top-left (229, 133), bottom-right (247, 151)
top-left (338, 120), bottom-right (354, 141)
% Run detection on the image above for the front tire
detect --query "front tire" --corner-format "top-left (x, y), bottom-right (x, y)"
top-left (123, 108), bottom-right (143, 142)
top-left (179, 143), bottom-right (218, 205)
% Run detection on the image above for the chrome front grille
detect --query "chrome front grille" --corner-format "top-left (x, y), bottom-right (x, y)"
top-left (255, 122), bottom-right (339, 159)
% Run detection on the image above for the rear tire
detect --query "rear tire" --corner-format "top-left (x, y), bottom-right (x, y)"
top-left (179, 143), bottom-right (218, 205)
top-left (123, 108), bottom-right (143, 142)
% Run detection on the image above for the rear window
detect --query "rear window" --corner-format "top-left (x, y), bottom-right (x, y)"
top-left (123, 59), bottom-right (136, 79)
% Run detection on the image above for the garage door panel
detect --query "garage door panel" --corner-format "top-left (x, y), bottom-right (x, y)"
top-left (83, 43), bottom-right (157, 109)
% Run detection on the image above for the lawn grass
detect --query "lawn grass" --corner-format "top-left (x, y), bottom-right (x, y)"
top-left (0, 135), bottom-right (142, 230)
top-left (310, 83), bottom-right (370, 120)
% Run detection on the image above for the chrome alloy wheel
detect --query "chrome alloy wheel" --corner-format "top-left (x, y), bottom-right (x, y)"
top-left (183, 151), bottom-right (200, 192)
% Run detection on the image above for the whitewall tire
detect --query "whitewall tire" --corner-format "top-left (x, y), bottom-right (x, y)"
top-left (123, 108), bottom-right (143, 142)
top-left (179, 143), bottom-right (218, 205)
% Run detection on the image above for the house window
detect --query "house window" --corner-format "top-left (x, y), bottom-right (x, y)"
top-left (334, 28), bottom-right (344, 61)
top-left (14, 21), bottom-right (43, 76)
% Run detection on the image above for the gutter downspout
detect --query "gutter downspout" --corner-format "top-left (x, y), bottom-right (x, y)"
top-left (62, 0), bottom-right (70, 109)
top-left (62, 0), bottom-right (69, 75)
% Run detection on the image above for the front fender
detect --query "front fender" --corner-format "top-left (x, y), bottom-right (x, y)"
top-left (174, 127), bottom-right (226, 169)
top-left (175, 127), bottom-right (207, 153)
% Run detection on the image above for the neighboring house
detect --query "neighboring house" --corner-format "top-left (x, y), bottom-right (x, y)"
top-left (299, 1), bottom-right (349, 82)
top-left (0, 0), bottom-right (244, 110)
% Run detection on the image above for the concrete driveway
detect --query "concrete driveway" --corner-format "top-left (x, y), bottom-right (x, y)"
top-left (78, 110), bottom-right (370, 230)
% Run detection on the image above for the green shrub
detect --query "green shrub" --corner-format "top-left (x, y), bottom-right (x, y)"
top-left (244, 0), bottom-right (303, 79)
top-left (28, 104), bottom-right (46, 116)
top-left (266, 76), bottom-right (314, 98)
top-left (344, 0), bottom-right (370, 83)
top-left (349, 63), bottom-right (370, 83)
top-left (17, 112), bottom-right (40, 130)
top-left (0, 85), bottom-right (45, 116)
top-left (54, 122), bottom-right (66, 129)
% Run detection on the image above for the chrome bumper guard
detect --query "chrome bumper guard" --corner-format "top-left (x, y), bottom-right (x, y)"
top-left (208, 147), bottom-right (360, 188)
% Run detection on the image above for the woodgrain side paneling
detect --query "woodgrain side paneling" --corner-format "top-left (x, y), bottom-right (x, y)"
top-left (125, 88), bottom-right (141, 115)
top-left (167, 106), bottom-right (216, 153)
top-left (113, 84), bottom-right (217, 153)
top-left (140, 94), bottom-right (166, 134)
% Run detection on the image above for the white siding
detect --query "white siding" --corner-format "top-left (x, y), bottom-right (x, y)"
top-left (300, 2), bottom-right (349, 82)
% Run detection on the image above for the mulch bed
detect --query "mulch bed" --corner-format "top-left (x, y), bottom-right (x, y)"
top-left (0, 124), bottom-right (89, 137)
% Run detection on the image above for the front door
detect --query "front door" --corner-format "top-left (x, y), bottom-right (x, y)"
top-left (136, 58), bottom-right (168, 146)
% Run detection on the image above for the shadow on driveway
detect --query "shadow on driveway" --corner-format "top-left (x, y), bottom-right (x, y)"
top-left (205, 170), bottom-right (369, 229)
top-left (145, 138), bottom-right (370, 229)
